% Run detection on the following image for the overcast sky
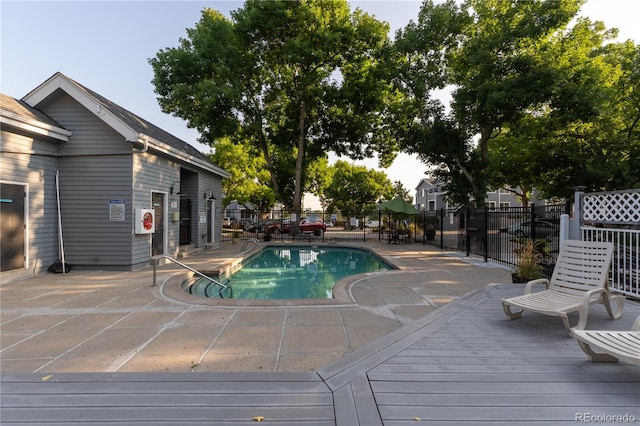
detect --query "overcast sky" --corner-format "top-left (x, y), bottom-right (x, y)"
top-left (2, 1), bottom-right (638, 206)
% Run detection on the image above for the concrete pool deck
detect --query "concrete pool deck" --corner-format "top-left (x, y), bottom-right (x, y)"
top-left (0, 242), bottom-right (512, 374)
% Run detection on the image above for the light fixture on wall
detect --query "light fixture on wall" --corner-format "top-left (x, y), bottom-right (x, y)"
top-left (204, 189), bottom-right (216, 200)
top-left (170, 181), bottom-right (184, 195)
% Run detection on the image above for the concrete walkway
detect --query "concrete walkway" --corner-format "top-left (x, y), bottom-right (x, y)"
top-left (0, 242), bottom-right (511, 374)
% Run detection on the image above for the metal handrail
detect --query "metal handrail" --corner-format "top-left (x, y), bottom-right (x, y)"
top-left (240, 238), bottom-right (260, 252)
top-left (151, 255), bottom-right (229, 297)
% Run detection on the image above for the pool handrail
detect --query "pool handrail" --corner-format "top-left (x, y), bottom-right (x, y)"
top-left (240, 238), bottom-right (261, 252)
top-left (151, 255), bottom-right (230, 297)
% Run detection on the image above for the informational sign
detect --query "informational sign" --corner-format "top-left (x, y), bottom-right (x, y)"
top-left (109, 200), bottom-right (125, 222)
top-left (199, 212), bottom-right (206, 224)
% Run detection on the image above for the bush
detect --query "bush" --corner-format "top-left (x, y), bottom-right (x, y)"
top-left (513, 239), bottom-right (544, 281)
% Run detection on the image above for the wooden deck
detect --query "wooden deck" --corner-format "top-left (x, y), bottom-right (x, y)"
top-left (3, 284), bottom-right (639, 425)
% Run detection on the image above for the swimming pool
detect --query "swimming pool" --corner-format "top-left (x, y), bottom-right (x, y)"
top-left (184, 245), bottom-right (394, 300)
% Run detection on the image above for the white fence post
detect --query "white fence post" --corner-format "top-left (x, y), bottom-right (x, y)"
top-left (559, 214), bottom-right (570, 244)
top-left (571, 186), bottom-right (586, 240)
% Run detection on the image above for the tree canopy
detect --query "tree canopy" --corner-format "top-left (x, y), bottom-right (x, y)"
top-left (207, 137), bottom-right (276, 210)
top-left (397, 0), bottom-right (639, 204)
top-left (323, 160), bottom-right (394, 214)
top-left (150, 0), bottom-right (639, 211)
top-left (149, 0), bottom-right (398, 214)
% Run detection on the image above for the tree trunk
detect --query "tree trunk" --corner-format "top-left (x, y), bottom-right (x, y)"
top-left (292, 102), bottom-right (306, 229)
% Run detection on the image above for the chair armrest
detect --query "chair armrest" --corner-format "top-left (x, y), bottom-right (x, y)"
top-left (579, 287), bottom-right (607, 306)
top-left (524, 278), bottom-right (549, 294)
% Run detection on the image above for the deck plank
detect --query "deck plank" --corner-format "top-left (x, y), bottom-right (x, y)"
top-left (1, 372), bottom-right (335, 425)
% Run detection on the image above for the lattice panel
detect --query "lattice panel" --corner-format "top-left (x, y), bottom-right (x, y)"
top-left (582, 191), bottom-right (640, 224)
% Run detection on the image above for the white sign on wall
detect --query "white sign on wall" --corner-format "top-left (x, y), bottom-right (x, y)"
top-left (109, 199), bottom-right (125, 222)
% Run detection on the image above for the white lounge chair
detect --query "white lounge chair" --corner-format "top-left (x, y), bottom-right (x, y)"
top-left (572, 316), bottom-right (640, 364)
top-left (502, 240), bottom-right (624, 336)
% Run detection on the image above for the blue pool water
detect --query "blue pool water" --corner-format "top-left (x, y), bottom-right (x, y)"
top-left (185, 246), bottom-right (393, 300)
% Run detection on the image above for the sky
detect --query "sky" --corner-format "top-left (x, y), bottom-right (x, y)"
top-left (2, 1), bottom-right (639, 209)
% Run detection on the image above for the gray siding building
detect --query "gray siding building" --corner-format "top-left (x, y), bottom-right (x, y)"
top-left (1, 73), bottom-right (229, 280)
top-left (415, 178), bottom-right (547, 211)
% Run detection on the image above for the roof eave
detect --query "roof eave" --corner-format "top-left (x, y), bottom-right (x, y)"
top-left (138, 134), bottom-right (230, 179)
top-left (0, 111), bottom-right (71, 142)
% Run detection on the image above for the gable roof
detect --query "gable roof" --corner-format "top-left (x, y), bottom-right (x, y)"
top-left (415, 177), bottom-right (444, 190)
top-left (0, 93), bottom-right (72, 142)
top-left (22, 72), bottom-right (228, 178)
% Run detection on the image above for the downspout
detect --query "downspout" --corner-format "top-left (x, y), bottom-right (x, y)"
top-left (55, 170), bottom-right (66, 274)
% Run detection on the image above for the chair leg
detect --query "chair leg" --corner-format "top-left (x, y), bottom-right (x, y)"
top-left (502, 302), bottom-right (523, 320)
top-left (561, 314), bottom-right (575, 336)
top-left (601, 293), bottom-right (625, 319)
top-left (576, 340), bottom-right (620, 363)
top-left (569, 303), bottom-right (592, 336)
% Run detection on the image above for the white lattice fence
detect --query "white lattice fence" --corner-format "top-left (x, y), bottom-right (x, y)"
top-left (582, 189), bottom-right (640, 225)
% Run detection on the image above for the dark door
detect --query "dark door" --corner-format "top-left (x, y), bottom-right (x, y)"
top-left (1, 183), bottom-right (25, 271)
top-left (206, 199), bottom-right (213, 243)
top-left (151, 192), bottom-right (164, 256)
top-left (179, 198), bottom-right (192, 245)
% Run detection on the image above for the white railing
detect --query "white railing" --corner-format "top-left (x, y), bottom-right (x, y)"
top-left (581, 226), bottom-right (640, 299)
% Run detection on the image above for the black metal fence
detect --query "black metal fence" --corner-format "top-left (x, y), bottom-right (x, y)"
top-left (222, 209), bottom-right (402, 244)
top-left (422, 203), bottom-right (570, 273)
top-left (222, 202), bottom-right (570, 274)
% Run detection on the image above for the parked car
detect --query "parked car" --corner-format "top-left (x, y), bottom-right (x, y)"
top-left (265, 220), bottom-right (291, 234)
top-left (299, 220), bottom-right (327, 234)
top-left (222, 217), bottom-right (232, 228)
top-left (239, 218), bottom-right (256, 230)
top-left (508, 220), bottom-right (559, 238)
top-left (265, 219), bottom-right (327, 235)
top-left (365, 220), bottom-right (380, 228)
top-left (247, 219), bottom-right (281, 233)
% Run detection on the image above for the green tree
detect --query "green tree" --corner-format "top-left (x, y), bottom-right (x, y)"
top-left (208, 137), bottom-right (276, 210)
top-left (531, 30), bottom-right (640, 197)
top-left (392, 181), bottom-right (412, 201)
top-left (324, 161), bottom-right (393, 214)
top-left (394, 0), bottom-right (584, 205)
top-left (489, 21), bottom-right (640, 199)
top-left (149, 1), bottom-right (397, 218)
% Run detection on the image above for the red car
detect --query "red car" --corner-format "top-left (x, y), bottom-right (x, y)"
top-left (299, 220), bottom-right (327, 234)
top-left (265, 219), bottom-right (326, 235)
top-left (265, 220), bottom-right (291, 234)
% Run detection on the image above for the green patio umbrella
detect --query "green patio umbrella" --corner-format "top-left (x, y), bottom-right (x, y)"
top-left (378, 197), bottom-right (419, 215)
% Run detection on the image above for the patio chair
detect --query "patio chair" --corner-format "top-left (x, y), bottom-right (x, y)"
top-left (501, 240), bottom-right (624, 336)
top-left (572, 316), bottom-right (640, 364)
